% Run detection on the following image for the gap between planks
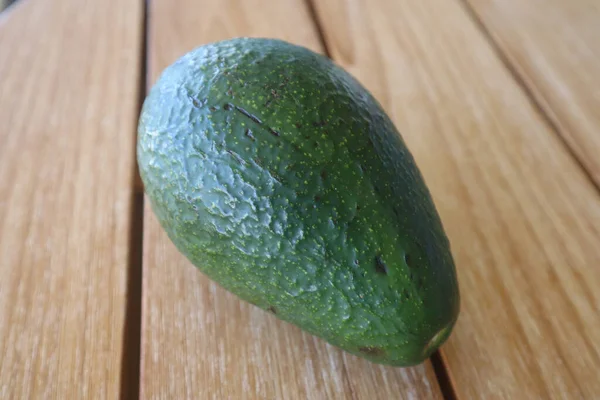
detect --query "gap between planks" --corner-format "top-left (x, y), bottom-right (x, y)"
top-left (455, 0), bottom-right (600, 196)
top-left (120, 0), bottom-right (148, 398)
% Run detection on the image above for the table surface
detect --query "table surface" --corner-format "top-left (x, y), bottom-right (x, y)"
top-left (1, 0), bottom-right (599, 398)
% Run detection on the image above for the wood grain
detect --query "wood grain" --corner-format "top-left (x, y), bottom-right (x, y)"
top-left (0, 0), bottom-right (142, 398)
top-left (140, 0), bottom-right (443, 398)
top-left (311, 0), bottom-right (600, 398)
top-left (462, 0), bottom-right (600, 186)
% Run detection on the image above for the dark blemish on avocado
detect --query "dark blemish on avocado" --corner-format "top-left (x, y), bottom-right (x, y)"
top-left (313, 120), bottom-right (327, 127)
top-left (226, 88), bottom-right (233, 97)
top-left (209, 106), bottom-right (217, 112)
top-left (223, 103), bottom-right (233, 111)
top-left (269, 169), bottom-right (283, 183)
top-left (354, 259), bottom-right (359, 265)
top-left (265, 89), bottom-right (280, 107)
top-left (245, 128), bottom-right (255, 141)
top-left (267, 306), bottom-right (277, 314)
top-left (269, 128), bottom-right (280, 137)
top-left (278, 77), bottom-right (290, 88)
top-left (227, 150), bottom-right (245, 165)
top-left (313, 142), bottom-right (319, 148)
top-left (254, 157), bottom-right (264, 168)
top-left (356, 205), bottom-right (361, 211)
top-left (375, 255), bottom-right (388, 275)
top-left (359, 346), bottom-right (384, 356)
top-left (405, 253), bottom-right (413, 268)
top-left (295, 123), bottom-right (303, 129)
top-left (292, 143), bottom-right (301, 151)
top-left (189, 96), bottom-right (206, 109)
top-left (235, 106), bottom-right (262, 125)
top-left (314, 195), bottom-right (321, 202)
top-left (321, 170), bottom-right (328, 180)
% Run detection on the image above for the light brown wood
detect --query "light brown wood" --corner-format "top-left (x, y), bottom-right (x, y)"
top-left (312, 0), bottom-right (600, 398)
top-left (463, 0), bottom-right (600, 187)
top-left (140, 0), bottom-right (443, 398)
top-left (0, 0), bottom-right (142, 398)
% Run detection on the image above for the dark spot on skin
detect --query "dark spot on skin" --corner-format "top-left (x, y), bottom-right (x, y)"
top-left (405, 253), bottom-right (413, 268)
top-left (245, 128), bottom-right (255, 141)
top-left (254, 157), bottom-right (264, 168)
top-left (314, 142), bottom-right (319, 148)
top-left (223, 103), bottom-right (232, 111)
top-left (292, 143), bottom-right (301, 151)
top-left (234, 106), bottom-right (262, 125)
top-left (356, 205), bottom-right (361, 211)
top-left (375, 255), bottom-right (388, 275)
top-left (189, 96), bottom-right (206, 109)
top-left (267, 306), bottom-right (277, 314)
top-left (314, 195), bottom-right (321, 202)
top-left (354, 260), bottom-right (359, 265)
top-left (278, 77), bottom-right (290, 88)
top-left (312, 120), bottom-right (327, 127)
top-left (295, 123), bottom-right (303, 129)
top-left (269, 169), bottom-right (283, 183)
top-left (226, 88), bottom-right (233, 96)
top-left (269, 128), bottom-right (280, 137)
top-left (265, 89), bottom-right (280, 107)
top-left (321, 170), bottom-right (328, 180)
top-left (358, 346), bottom-right (384, 356)
top-left (209, 106), bottom-right (217, 112)
top-left (226, 150), bottom-right (245, 165)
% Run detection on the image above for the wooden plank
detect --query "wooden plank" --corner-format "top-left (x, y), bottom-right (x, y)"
top-left (311, 0), bottom-right (600, 398)
top-left (140, 0), bottom-right (443, 398)
top-left (0, 0), bottom-right (142, 398)
top-left (463, 0), bottom-right (600, 187)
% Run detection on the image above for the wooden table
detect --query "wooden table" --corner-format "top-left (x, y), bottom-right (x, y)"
top-left (1, 0), bottom-right (599, 398)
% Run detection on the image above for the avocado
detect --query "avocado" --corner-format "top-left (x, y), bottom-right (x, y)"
top-left (137, 38), bottom-right (459, 366)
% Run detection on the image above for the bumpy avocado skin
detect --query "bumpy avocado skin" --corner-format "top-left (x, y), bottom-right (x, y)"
top-left (138, 38), bottom-right (459, 366)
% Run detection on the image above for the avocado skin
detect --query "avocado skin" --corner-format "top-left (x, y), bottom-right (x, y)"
top-left (138, 38), bottom-right (459, 366)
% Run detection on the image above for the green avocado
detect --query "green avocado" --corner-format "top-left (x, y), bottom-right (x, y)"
top-left (137, 38), bottom-right (459, 366)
